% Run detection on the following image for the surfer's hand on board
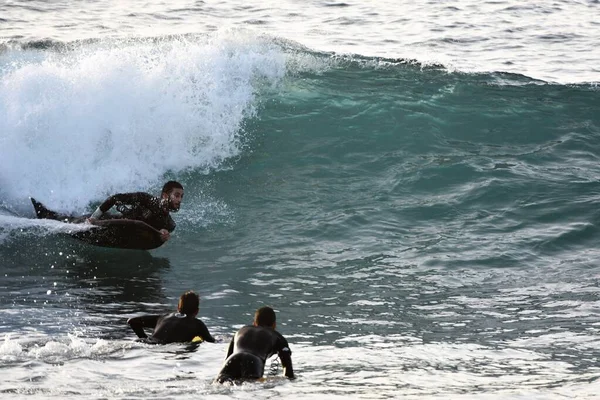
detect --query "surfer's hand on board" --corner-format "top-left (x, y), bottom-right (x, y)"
top-left (159, 229), bottom-right (170, 242)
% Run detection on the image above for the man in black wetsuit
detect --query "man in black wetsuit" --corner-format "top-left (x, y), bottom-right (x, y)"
top-left (31, 181), bottom-right (184, 243)
top-left (215, 306), bottom-right (294, 383)
top-left (127, 291), bottom-right (215, 344)
top-left (87, 180), bottom-right (184, 242)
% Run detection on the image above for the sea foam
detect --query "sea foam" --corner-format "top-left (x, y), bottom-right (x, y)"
top-left (0, 33), bottom-right (287, 214)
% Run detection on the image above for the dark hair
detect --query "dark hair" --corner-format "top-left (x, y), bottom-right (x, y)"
top-left (254, 306), bottom-right (276, 327)
top-left (162, 181), bottom-right (184, 194)
top-left (177, 291), bottom-right (199, 315)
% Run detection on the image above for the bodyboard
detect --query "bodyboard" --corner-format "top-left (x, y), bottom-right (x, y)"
top-left (31, 197), bottom-right (164, 250)
top-left (71, 219), bottom-right (164, 250)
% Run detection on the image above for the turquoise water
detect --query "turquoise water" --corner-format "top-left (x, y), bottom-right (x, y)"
top-left (1, 1), bottom-right (600, 398)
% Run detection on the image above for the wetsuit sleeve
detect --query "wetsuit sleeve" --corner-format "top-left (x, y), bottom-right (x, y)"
top-left (196, 320), bottom-right (216, 343)
top-left (224, 338), bottom-right (234, 359)
top-left (166, 214), bottom-right (176, 232)
top-left (277, 335), bottom-right (294, 379)
top-left (127, 315), bottom-right (160, 339)
top-left (99, 192), bottom-right (154, 213)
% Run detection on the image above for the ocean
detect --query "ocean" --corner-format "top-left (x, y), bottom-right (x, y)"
top-left (1, 0), bottom-right (599, 398)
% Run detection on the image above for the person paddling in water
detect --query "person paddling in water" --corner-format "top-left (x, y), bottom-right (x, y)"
top-left (215, 306), bottom-right (294, 383)
top-left (127, 291), bottom-right (216, 344)
top-left (86, 180), bottom-right (184, 242)
top-left (31, 180), bottom-right (184, 243)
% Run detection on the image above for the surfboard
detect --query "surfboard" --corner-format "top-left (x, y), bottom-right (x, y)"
top-left (30, 198), bottom-right (165, 250)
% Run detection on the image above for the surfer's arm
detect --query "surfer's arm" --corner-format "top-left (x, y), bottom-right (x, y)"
top-left (277, 336), bottom-right (295, 379)
top-left (278, 348), bottom-right (294, 379)
top-left (127, 315), bottom-right (160, 339)
top-left (165, 215), bottom-right (176, 233)
top-left (92, 192), bottom-right (153, 219)
top-left (195, 320), bottom-right (216, 343)
top-left (224, 338), bottom-right (234, 359)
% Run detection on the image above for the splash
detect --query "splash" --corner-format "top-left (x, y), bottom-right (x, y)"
top-left (0, 33), bottom-right (288, 213)
top-left (0, 334), bottom-right (126, 364)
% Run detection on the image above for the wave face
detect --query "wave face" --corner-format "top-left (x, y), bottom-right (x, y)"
top-left (1, 34), bottom-right (599, 269)
top-left (232, 55), bottom-right (600, 271)
top-left (1, 33), bottom-right (600, 399)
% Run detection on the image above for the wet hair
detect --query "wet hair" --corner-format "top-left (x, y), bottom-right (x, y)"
top-left (162, 181), bottom-right (184, 195)
top-left (177, 291), bottom-right (199, 316)
top-left (254, 306), bottom-right (277, 327)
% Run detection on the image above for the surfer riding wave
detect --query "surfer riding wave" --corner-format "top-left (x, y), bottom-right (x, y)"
top-left (30, 181), bottom-right (184, 246)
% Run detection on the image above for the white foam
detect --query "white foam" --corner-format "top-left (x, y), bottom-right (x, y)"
top-left (0, 33), bottom-right (287, 213)
top-left (0, 334), bottom-right (128, 364)
top-left (0, 213), bottom-right (93, 245)
top-left (0, 335), bottom-right (23, 361)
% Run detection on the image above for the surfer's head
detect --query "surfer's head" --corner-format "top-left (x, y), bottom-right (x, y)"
top-left (253, 306), bottom-right (277, 329)
top-left (161, 181), bottom-right (184, 212)
top-left (177, 290), bottom-right (199, 316)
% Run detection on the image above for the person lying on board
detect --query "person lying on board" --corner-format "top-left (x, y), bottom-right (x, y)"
top-left (87, 180), bottom-right (184, 242)
top-left (31, 180), bottom-right (184, 243)
top-left (127, 291), bottom-right (215, 344)
top-left (215, 306), bottom-right (294, 383)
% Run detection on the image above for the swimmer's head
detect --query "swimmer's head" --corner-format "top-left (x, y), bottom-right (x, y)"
top-left (178, 291), bottom-right (199, 316)
top-left (254, 306), bottom-right (276, 328)
top-left (161, 181), bottom-right (184, 212)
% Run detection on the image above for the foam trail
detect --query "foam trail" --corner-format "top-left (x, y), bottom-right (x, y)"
top-left (0, 213), bottom-right (94, 244)
top-left (0, 33), bottom-right (287, 213)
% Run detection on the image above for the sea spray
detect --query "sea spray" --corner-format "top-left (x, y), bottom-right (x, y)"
top-left (0, 34), bottom-right (288, 213)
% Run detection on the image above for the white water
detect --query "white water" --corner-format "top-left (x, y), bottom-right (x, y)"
top-left (0, 33), bottom-right (287, 213)
top-left (1, 333), bottom-right (599, 399)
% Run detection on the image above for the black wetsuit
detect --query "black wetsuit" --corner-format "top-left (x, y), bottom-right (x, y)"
top-left (98, 192), bottom-right (175, 232)
top-left (216, 325), bottom-right (294, 383)
top-left (31, 192), bottom-right (175, 232)
top-left (127, 312), bottom-right (215, 344)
